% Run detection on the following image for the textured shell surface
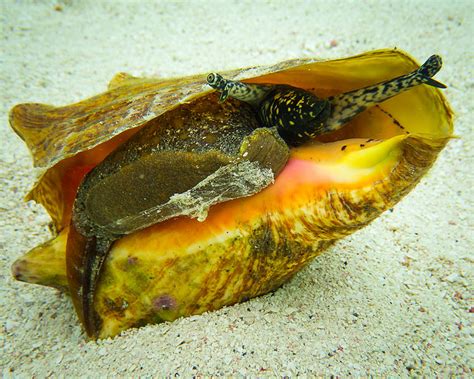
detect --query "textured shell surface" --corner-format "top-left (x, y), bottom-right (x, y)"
top-left (10, 49), bottom-right (453, 339)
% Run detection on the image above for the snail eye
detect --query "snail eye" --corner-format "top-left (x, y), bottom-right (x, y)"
top-left (207, 74), bottom-right (215, 83)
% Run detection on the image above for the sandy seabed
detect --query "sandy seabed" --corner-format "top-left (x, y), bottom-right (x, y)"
top-left (1, 0), bottom-right (472, 376)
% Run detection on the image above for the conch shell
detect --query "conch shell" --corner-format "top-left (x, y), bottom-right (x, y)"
top-left (10, 49), bottom-right (453, 339)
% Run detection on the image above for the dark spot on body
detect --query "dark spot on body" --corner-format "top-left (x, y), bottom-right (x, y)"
top-left (341, 145), bottom-right (347, 151)
top-left (364, 87), bottom-right (379, 94)
top-left (382, 83), bottom-right (394, 95)
top-left (360, 144), bottom-right (365, 147)
top-left (339, 117), bottom-right (352, 125)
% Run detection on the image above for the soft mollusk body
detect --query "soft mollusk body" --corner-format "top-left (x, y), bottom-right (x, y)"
top-left (207, 55), bottom-right (446, 145)
top-left (10, 49), bottom-right (453, 339)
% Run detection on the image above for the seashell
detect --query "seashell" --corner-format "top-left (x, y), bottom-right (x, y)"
top-left (10, 49), bottom-right (453, 339)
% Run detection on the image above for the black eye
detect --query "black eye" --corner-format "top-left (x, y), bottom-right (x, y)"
top-left (207, 74), bottom-right (215, 83)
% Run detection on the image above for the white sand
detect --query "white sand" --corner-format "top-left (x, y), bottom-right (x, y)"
top-left (1, 0), bottom-right (472, 376)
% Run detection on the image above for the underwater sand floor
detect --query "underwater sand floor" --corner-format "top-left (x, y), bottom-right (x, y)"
top-left (1, 0), bottom-right (472, 376)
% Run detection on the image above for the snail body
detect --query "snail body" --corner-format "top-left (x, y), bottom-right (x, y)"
top-left (207, 55), bottom-right (446, 145)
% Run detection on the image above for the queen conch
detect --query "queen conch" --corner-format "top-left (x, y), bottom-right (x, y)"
top-left (10, 49), bottom-right (453, 339)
